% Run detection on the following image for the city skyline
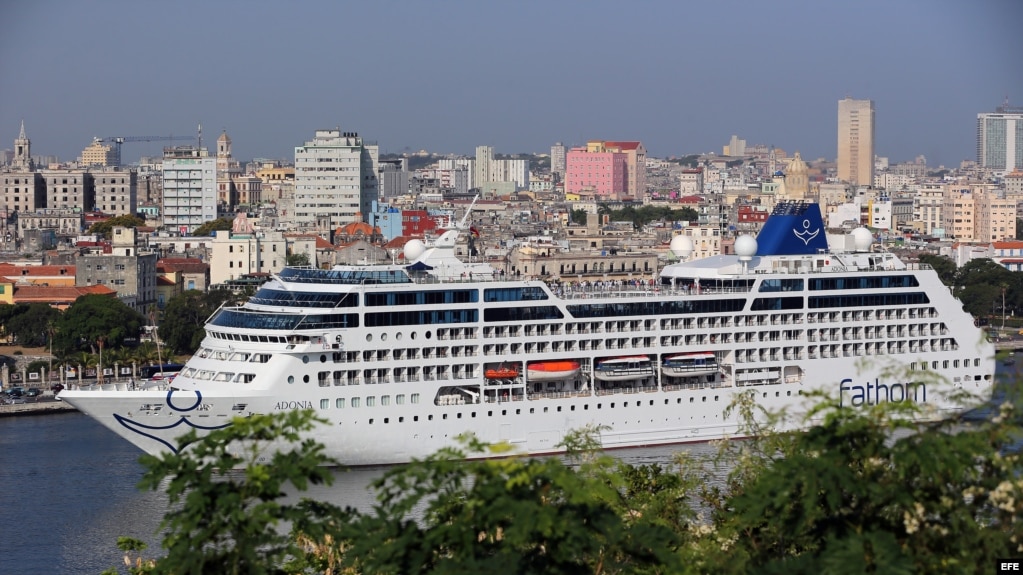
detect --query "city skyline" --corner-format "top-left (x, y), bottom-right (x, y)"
top-left (2, 0), bottom-right (1021, 167)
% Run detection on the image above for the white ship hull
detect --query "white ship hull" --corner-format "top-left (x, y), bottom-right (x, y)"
top-left (58, 202), bottom-right (998, 466)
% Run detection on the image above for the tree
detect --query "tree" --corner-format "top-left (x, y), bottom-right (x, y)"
top-left (570, 209), bottom-right (588, 226)
top-left (108, 381), bottom-right (1023, 575)
top-left (89, 215), bottom-right (146, 239)
top-left (130, 411), bottom-right (341, 575)
top-left (287, 252), bottom-right (311, 267)
top-left (4, 303), bottom-right (60, 347)
top-left (695, 389), bottom-right (1023, 573)
top-left (160, 290), bottom-right (240, 355)
top-left (55, 295), bottom-right (145, 353)
top-left (192, 217), bottom-right (234, 237)
top-left (336, 432), bottom-right (686, 575)
top-left (917, 253), bottom-right (957, 286)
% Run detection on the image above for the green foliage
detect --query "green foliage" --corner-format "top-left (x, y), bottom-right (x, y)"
top-left (159, 290), bottom-right (241, 355)
top-left (2, 303), bottom-right (59, 347)
top-left (192, 217), bottom-right (234, 237)
top-left (570, 209), bottom-right (588, 226)
top-left (135, 411), bottom-right (340, 575)
top-left (335, 431), bottom-right (686, 575)
top-left (287, 252), bottom-right (311, 267)
top-left (114, 384), bottom-right (1023, 574)
top-left (89, 215), bottom-right (146, 239)
top-left (595, 204), bottom-right (698, 229)
top-left (917, 253), bottom-right (956, 286)
top-left (55, 295), bottom-right (145, 353)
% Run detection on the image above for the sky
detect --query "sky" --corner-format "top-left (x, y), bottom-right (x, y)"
top-left (2, 0), bottom-right (1021, 168)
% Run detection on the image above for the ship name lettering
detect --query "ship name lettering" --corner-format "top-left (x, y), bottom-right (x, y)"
top-left (839, 378), bottom-right (927, 407)
top-left (275, 400), bottom-right (313, 410)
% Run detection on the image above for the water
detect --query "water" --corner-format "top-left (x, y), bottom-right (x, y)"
top-left (0, 412), bottom-right (709, 575)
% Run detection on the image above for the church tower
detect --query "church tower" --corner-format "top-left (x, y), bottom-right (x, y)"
top-left (13, 120), bottom-right (34, 171)
top-left (784, 152), bottom-right (810, 200)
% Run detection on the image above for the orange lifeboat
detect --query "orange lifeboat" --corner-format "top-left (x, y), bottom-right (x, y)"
top-left (527, 360), bottom-right (582, 382)
top-left (485, 365), bottom-right (519, 379)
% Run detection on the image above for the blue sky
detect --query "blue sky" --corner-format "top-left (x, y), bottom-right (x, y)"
top-left (2, 0), bottom-right (1020, 167)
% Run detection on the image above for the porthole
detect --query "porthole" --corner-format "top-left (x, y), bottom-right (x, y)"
top-left (303, 375), bottom-right (309, 383)
top-left (426, 331), bottom-right (432, 339)
top-left (381, 333), bottom-right (388, 342)
top-left (396, 332), bottom-right (403, 341)
top-left (302, 356), bottom-right (309, 364)
top-left (411, 332), bottom-right (417, 340)
top-left (287, 375), bottom-right (295, 384)
top-left (320, 355), bottom-right (327, 363)
top-left (366, 334), bottom-right (373, 342)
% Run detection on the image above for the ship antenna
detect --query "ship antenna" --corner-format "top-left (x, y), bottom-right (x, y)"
top-left (458, 194), bottom-right (479, 231)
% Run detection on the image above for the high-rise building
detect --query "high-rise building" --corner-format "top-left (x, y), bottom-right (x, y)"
top-left (550, 142), bottom-right (566, 179)
top-left (837, 97), bottom-right (875, 186)
top-left (977, 103), bottom-right (1023, 174)
top-left (81, 139), bottom-right (117, 167)
top-left (162, 146), bottom-right (217, 233)
top-left (474, 145), bottom-right (493, 190)
top-left (294, 129), bottom-right (378, 227)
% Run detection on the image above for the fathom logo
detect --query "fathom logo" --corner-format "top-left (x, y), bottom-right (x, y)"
top-left (274, 400), bottom-right (313, 410)
top-left (793, 218), bottom-right (820, 245)
top-left (839, 378), bottom-right (927, 407)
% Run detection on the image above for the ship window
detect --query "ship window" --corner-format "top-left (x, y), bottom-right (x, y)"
top-left (320, 399), bottom-right (329, 409)
top-left (544, 407), bottom-right (548, 413)
top-left (320, 355), bottom-right (327, 363)
top-left (303, 356), bottom-right (309, 364)
top-left (351, 397), bottom-right (360, 408)
top-left (303, 375), bottom-right (310, 383)
top-left (411, 393), bottom-right (420, 404)
top-left (366, 334), bottom-right (372, 342)
top-left (336, 398), bottom-right (345, 408)
top-left (396, 394), bottom-right (405, 405)
top-left (442, 414), bottom-right (447, 419)
top-left (530, 408), bottom-right (535, 414)
top-left (381, 395), bottom-right (390, 406)
top-left (369, 419), bottom-right (373, 424)
top-left (366, 397), bottom-right (375, 407)
top-left (399, 417), bottom-right (403, 422)
top-left (557, 406), bottom-right (562, 412)
top-left (288, 376), bottom-right (294, 384)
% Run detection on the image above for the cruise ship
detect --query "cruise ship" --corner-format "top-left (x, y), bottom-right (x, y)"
top-left (59, 201), bottom-right (996, 466)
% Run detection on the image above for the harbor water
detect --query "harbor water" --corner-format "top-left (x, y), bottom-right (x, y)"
top-left (0, 411), bottom-right (716, 575)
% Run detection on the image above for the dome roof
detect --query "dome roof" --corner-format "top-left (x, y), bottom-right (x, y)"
top-left (217, 131), bottom-right (231, 143)
top-left (785, 151), bottom-right (808, 174)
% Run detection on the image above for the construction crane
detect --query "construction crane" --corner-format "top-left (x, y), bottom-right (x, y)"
top-left (94, 135), bottom-right (196, 166)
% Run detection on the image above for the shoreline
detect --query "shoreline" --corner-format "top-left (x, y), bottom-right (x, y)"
top-left (0, 400), bottom-right (77, 418)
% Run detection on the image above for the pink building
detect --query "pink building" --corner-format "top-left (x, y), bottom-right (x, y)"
top-left (565, 143), bottom-right (628, 199)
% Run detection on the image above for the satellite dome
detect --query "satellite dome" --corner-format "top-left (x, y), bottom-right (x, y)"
top-left (404, 239), bottom-right (426, 261)
top-left (669, 235), bottom-right (694, 258)
top-left (734, 235), bottom-right (758, 259)
top-left (851, 227), bottom-right (873, 252)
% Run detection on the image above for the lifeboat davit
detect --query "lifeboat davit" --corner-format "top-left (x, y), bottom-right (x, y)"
top-left (594, 356), bottom-right (654, 381)
top-left (485, 366), bottom-right (519, 379)
top-left (527, 361), bottom-right (581, 382)
top-left (661, 352), bottom-right (718, 377)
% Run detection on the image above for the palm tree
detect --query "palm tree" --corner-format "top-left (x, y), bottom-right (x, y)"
top-left (133, 341), bottom-right (160, 367)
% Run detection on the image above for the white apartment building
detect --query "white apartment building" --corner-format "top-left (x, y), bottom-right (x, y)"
top-left (977, 109), bottom-right (1023, 174)
top-left (914, 183), bottom-right (945, 236)
top-left (162, 146), bottom-right (217, 233)
top-left (294, 130), bottom-right (378, 228)
top-left (209, 229), bottom-right (287, 286)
